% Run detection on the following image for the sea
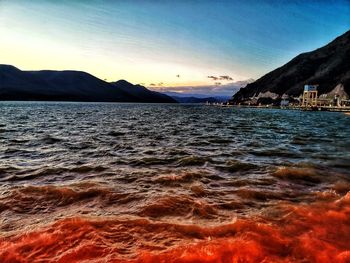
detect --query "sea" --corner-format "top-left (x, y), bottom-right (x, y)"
top-left (0, 102), bottom-right (350, 262)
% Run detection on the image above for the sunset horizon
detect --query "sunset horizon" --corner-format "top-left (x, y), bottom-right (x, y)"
top-left (1, 0), bottom-right (349, 94)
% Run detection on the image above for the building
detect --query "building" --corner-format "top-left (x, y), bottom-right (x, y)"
top-left (318, 84), bottom-right (350, 107)
top-left (300, 83), bottom-right (350, 109)
top-left (302, 85), bottom-right (318, 107)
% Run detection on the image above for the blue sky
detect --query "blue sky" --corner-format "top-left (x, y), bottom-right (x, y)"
top-left (0, 0), bottom-right (349, 95)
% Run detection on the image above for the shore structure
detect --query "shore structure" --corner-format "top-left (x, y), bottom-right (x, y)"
top-left (298, 84), bottom-right (350, 111)
top-left (217, 84), bottom-right (350, 112)
top-left (302, 85), bottom-right (318, 107)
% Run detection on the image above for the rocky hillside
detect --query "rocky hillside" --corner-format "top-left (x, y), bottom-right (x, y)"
top-left (231, 30), bottom-right (350, 104)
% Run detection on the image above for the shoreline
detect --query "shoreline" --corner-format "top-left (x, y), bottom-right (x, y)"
top-left (209, 103), bottom-right (350, 112)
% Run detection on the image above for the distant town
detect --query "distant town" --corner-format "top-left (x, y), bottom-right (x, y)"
top-left (220, 84), bottom-right (350, 112)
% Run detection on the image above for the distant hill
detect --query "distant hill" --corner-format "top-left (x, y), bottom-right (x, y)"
top-left (161, 91), bottom-right (230, 103)
top-left (0, 65), bottom-right (176, 103)
top-left (231, 30), bottom-right (350, 104)
top-left (110, 80), bottom-right (175, 103)
top-left (170, 95), bottom-right (230, 103)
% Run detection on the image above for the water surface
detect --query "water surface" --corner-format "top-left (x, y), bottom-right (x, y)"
top-left (0, 102), bottom-right (349, 262)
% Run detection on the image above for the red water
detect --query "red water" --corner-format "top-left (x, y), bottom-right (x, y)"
top-left (1, 191), bottom-right (349, 263)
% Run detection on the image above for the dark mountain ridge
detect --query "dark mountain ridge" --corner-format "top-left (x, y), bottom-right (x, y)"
top-left (170, 96), bottom-right (230, 103)
top-left (231, 30), bottom-right (350, 103)
top-left (0, 65), bottom-right (176, 103)
top-left (110, 80), bottom-right (174, 103)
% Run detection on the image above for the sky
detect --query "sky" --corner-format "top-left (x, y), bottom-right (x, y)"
top-left (0, 0), bottom-right (349, 95)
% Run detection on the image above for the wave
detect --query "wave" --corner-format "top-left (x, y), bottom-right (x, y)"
top-left (108, 131), bottom-right (126, 137)
top-left (249, 148), bottom-right (302, 158)
top-left (129, 157), bottom-right (178, 166)
top-left (176, 156), bottom-right (212, 166)
top-left (152, 171), bottom-right (204, 185)
top-left (1, 165), bottom-right (109, 182)
top-left (234, 188), bottom-right (284, 201)
top-left (41, 135), bottom-right (62, 145)
top-left (215, 160), bottom-right (258, 173)
top-left (139, 194), bottom-right (217, 219)
top-left (128, 156), bottom-right (213, 167)
top-left (208, 138), bottom-right (232, 144)
top-left (272, 166), bottom-right (322, 183)
top-left (0, 183), bottom-right (137, 214)
top-left (1, 192), bottom-right (349, 262)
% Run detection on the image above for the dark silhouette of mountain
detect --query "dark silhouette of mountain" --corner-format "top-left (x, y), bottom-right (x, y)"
top-left (170, 96), bottom-right (230, 103)
top-left (161, 91), bottom-right (231, 103)
top-left (231, 30), bottom-right (350, 103)
top-left (0, 65), bottom-right (176, 103)
top-left (110, 80), bottom-right (175, 103)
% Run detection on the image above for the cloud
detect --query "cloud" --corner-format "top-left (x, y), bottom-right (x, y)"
top-left (148, 82), bottom-right (164, 87)
top-left (219, 75), bottom-right (233, 81)
top-left (208, 75), bottom-right (219, 81)
top-left (152, 79), bottom-right (254, 97)
top-left (208, 75), bottom-right (234, 81)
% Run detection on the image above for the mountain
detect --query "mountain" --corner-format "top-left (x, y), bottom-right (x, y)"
top-left (162, 91), bottom-right (210, 98)
top-left (110, 80), bottom-right (175, 103)
top-left (161, 91), bottom-right (231, 103)
top-left (231, 30), bottom-right (350, 104)
top-left (0, 65), bottom-right (176, 103)
top-left (170, 95), bottom-right (230, 103)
